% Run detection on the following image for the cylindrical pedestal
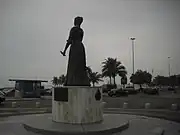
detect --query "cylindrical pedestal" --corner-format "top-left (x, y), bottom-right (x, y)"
top-left (52, 86), bottom-right (103, 124)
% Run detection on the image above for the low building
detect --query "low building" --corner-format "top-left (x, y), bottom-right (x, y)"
top-left (9, 79), bottom-right (48, 98)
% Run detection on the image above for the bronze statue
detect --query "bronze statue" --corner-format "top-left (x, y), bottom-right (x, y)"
top-left (61, 17), bottom-right (90, 86)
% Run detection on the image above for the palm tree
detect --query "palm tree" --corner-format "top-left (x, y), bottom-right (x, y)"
top-left (102, 57), bottom-right (125, 85)
top-left (102, 58), bottom-right (114, 85)
top-left (52, 76), bottom-right (58, 86)
top-left (86, 66), bottom-right (93, 79)
top-left (89, 72), bottom-right (102, 86)
top-left (58, 74), bottom-right (66, 86)
top-left (111, 59), bottom-right (123, 85)
top-left (118, 65), bottom-right (127, 77)
top-left (86, 66), bottom-right (103, 86)
top-left (118, 65), bottom-right (127, 85)
top-left (121, 75), bottom-right (127, 88)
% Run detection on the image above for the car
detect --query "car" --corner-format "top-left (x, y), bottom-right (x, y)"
top-left (108, 89), bottom-right (128, 97)
top-left (102, 84), bottom-right (117, 93)
top-left (123, 87), bottom-right (139, 94)
top-left (0, 91), bottom-right (6, 104)
top-left (46, 89), bottom-right (52, 95)
top-left (168, 86), bottom-right (175, 91)
top-left (143, 88), bottom-right (159, 95)
top-left (40, 89), bottom-right (52, 96)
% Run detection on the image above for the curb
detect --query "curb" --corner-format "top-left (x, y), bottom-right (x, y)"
top-left (105, 108), bottom-right (180, 114)
top-left (23, 118), bottom-right (129, 135)
top-left (0, 108), bottom-right (50, 112)
top-left (23, 122), bottom-right (129, 135)
top-left (5, 98), bottom-right (52, 102)
top-left (0, 110), bottom-right (51, 117)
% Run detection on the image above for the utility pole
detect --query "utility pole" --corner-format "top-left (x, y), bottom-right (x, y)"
top-left (168, 57), bottom-right (171, 77)
top-left (130, 37), bottom-right (136, 75)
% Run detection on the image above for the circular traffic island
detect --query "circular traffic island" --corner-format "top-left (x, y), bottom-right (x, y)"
top-left (23, 113), bottom-right (129, 135)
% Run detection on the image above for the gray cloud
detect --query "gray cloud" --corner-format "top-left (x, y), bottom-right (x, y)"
top-left (0, 0), bottom-right (180, 87)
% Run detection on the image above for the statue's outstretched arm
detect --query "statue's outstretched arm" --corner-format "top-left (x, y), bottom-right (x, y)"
top-left (61, 28), bottom-right (74, 56)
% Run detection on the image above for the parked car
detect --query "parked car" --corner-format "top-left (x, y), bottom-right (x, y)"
top-left (108, 89), bottom-right (128, 97)
top-left (46, 89), bottom-right (52, 95)
top-left (0, 91), bottom-right (6, 104)
top-left (40, 89), bottom-right (52, 96)
top-left (168, 86), bottom-right (175, 91)
top-left (143, 88), bottom-right (159, 95)
top-left (102, 84), bottom-right (117, 93)
top-left (123, 87), bottom-right (139, 94)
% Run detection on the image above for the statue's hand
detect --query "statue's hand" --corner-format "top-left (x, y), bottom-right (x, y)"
top-left (60, 51), bottom-right (66, 56)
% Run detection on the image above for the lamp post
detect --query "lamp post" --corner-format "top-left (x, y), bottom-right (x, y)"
top-left (130, 37), bottom-right (136, 75)
top-left (168, 57), bottom-right (171, 77)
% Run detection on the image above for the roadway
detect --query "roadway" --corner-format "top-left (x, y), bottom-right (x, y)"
top-left (1, 91), bottom-right (180, 110)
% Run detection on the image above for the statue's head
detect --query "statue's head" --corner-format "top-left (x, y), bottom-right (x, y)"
top-left (74, 16), bottom-right (83, 26)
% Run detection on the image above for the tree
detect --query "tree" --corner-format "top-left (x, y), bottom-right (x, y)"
top-left (58, 74), bottom-right (66, 86)
top-left (102, 58), bottom-right (113, 85)
top-left (130, 70), bottom-right (152, 88)
top-left (153, 75), bottom-right (180, 86)
top-left (89, 72), bottom-right (102, 86)
top-left (177, 75), bottom-right (180, 86)
top-left (121, 75), bottom-right (127, 88)
top-left (86, 66), bottom-right (102, 86)
top-left (102, 57), bottom-right (126, 85)
top-left (118, 66), bottom-right (127, 77)
top-left (52, 76), bottom-right (58, 86)
top-left (111, 59), bottom-right (121, 85)
top-left (86, 66), bottom-right (93, 79)
top-left (118, 65), bottom-right (127, 85)
top-left (153, 76), bottom-right (167, 86)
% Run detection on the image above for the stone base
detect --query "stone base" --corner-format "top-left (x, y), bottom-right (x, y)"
top-left (23, 114), bottom-right (129, 135)
top-left (52, 86), bottom-right (103, 124)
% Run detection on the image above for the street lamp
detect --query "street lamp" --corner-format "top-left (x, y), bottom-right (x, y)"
top-left (130, 37), bottom-right (136, 75)
top-left (168, 57), bottom-right (171, 76)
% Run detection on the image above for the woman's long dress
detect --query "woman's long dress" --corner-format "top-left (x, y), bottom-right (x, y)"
top-left (64, 26), bottom-right (90, 86)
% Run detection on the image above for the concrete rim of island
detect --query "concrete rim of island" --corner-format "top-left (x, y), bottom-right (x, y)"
top-left (23, 113), bottom-right (130, 135)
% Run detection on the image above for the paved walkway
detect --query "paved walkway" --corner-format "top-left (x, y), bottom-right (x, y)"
top-left (113, 115), bottom-right (180, 135)
top-left (0, 114), bottom-right (180, 135)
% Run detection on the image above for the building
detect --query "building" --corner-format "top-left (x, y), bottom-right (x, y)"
top-left (9, 79), bottom-right (48, 98)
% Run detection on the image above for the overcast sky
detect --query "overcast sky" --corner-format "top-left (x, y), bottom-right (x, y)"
top-left (0, 0), bottom-right (180, 87)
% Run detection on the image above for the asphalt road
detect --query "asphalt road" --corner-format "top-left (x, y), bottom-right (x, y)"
top-left (1, 90), bottom-right (180, 110)
top-left (1, 95), bottom-right (179, 111)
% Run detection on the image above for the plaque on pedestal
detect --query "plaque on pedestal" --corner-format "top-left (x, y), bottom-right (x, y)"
top-left (54, 87), bottom-right (68, 102)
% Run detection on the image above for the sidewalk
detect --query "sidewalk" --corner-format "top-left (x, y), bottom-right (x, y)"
top-left (105, 108), bottom-right (180, 113)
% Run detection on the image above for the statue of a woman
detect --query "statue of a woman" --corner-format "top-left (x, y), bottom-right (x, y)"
top-left (60, 17), bottom-right (90, 86)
